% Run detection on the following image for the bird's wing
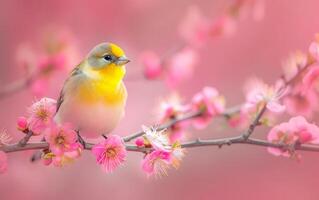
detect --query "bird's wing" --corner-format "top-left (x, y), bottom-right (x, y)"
top-left (56, 63), bottom-right (84, 113)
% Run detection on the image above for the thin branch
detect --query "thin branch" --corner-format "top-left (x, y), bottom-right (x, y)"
top-left (123, 110), bottom-right (204, 142)
top-left (240, 58), bottom-right (316, 141)
top-left (1, 142), bottom-right (49, 153)
top-left (2, 135), bottom-right (319, 154)
top-left (18, 130), bottom-right (33, 147)
top-left (242, 103), bottom-right (267, 140)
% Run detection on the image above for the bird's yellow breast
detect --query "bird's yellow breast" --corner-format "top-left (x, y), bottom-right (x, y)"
top-left (76, 63), bottom-right (127, 105)
top-left (77, 79), bottom-right (127, 105)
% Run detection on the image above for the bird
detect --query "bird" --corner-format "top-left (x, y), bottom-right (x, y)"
top-left (54, 42), bottom-right (130, 138)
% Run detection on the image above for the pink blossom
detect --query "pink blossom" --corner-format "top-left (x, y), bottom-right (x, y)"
top-left (53, 144), bottom-right (83, 167)
top-left (21, 29), bottom-right (79, 97)
top-left (31, 54), bottom-right (67, 97)
top-left (42, 143), bottom-right (83, 167)
top-left (303, 65), bottom-right (319, 91)
top-left (167, 129), bottom-right (187, 144)
top-left (135, 138), bottom-right (145, 147)
top-left (267, 116), bottom-right (319, 157)
top-left (309, 34), bottom-right (319, 61)
top-left (62, 142), bottom-right (83, 159)
top-left (191, 87), bottom-right (225, 129)
top-left (37, 53), bottom-right (67, 72)
top-left (283, 86), bottom-right (318, 118)
top-left (157, 94), bottom-right (190, 142)
top-left (158, 94), bottom-right (188, 122)
top-left (140, 51), bottom-right (162, 79)
top-left (42, 28), bottom-right (80, 69)
top-left (30, 78), bottom-right (49, 97)
top-left (42, 154), bottom-right (53, 166)
top-left (92, 135), bottom-right (127, 173)
top-left (282, 51), bottom-right (308, 80)
top-left (227, 108), bottom-right (250, 129)
top-left (0, 151), bottom-right (8, 174)
top-left (45, 123), bottom-right (77, 156)
top-left (244, 78), bottom-right (286, 113)
top-left (178, 5), bottom-right (211, 47)
top-left (165, 47), bottom-right (198, 88)
top-left (209, 15), bottom-right (236, 38)
top-left (17, 116), bottom-right (28, 131)
top-left (142, 150), bottom-right (172, 177)
top-left (28, 97), bottom-right (56, 135)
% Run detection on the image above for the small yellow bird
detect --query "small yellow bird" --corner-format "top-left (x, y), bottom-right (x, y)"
top-left (54, 43), bottom-right (129, 138)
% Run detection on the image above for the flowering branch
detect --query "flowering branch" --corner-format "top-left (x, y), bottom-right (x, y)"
top-left (1, 49), bottom-right (314, 155)
top-left (0, 30), bottom-right (78, 101)
top-left (2, 130), bottom-right (319, 154)
top-left (140, 0), bottom-right (262, 87)
top-left (1, 16), bottom-right (319, 176)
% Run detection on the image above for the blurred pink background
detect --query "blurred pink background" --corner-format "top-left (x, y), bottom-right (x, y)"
top-left (1, 0), bottom-right (319, 199)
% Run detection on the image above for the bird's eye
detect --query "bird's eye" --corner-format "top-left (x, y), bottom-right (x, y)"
top-left (103, 55), bottom-right (112, 61)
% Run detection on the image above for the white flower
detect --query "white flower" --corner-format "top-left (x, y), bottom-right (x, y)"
top-left (142, 125), bottom-right (170, 151)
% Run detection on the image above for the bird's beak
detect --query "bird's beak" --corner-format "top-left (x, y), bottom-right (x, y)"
top-left (116, 56), bottom-right (130, 65)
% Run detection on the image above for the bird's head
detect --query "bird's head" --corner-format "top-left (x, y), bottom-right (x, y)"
top-left (86, 43), bottom-right (130, 81)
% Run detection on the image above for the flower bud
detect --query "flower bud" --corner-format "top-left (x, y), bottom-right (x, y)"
top-left (17, 116), bottom-right (28, 131)
top-left (135, 137), bottom-right (145, 147)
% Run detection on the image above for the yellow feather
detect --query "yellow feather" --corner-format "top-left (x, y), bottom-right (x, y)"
top-left (109, 43), bottom-right (125, 57)
top-left (76, 62), bottom-right (127, 105)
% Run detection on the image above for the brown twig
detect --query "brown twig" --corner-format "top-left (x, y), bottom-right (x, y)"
top-left (18, 130), bottom-right (33, 147)
top-left (242, 103), bottom-right (267, 140)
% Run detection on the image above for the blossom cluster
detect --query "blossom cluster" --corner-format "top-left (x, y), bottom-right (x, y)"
top-left (16, 98), bottom-right (83, 167)
top-left (140, 0), bottom-right (264, 88)
top-left (156, 87), bottom-right (225, 143)
top-left (267, 116), bottom-right (319, 158)
top-left (2, 0), bottom-right (319, 178)
top-left (133, 87), bottom-right (226, 176)
top-left (1, 33), bottom-right (319, 175)
top-left (16, 29), bottom-right (79, 97)
top-left (0, 84), bottom-right (226, 176)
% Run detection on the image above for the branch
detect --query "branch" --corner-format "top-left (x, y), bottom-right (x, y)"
top-left (239, 57), bottom-right (316, 140)
top-left (3, 57), bottom-right (315, 155)
top-left (2, 135), bottom-right (319, 154)
top-left (123, 110), bottom-right (204, 142)
top-left (18, 130), bottom-right (33, 147)
top-left (242, 103), bottom-right (267, 140)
